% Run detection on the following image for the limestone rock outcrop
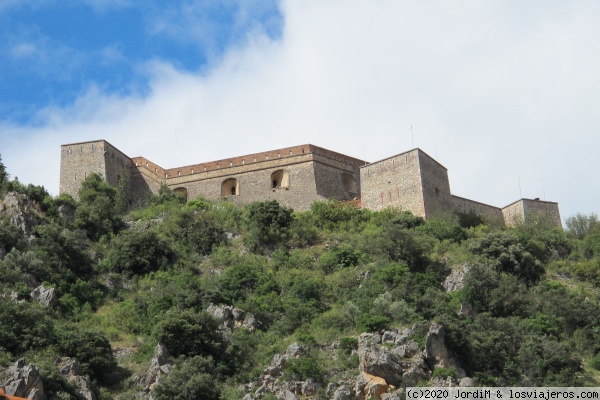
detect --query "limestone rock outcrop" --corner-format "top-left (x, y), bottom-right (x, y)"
top-left (242, 323), bottom-right (470, 400)
top-left (424, 323), bottom-right (465, 379)
top-left (0, 359), bottom-right (44, 400)
top-left (30, 285), bottom-right (58, 308)
top-left (1, 192), bottom-right (45, 238)
top-left (57, 357), bottom-right (96, 400)
top-left (134, 342), bottom-right (172, 397)
top-left (206, 303), bottom-right (256, 330)
top-left (357, 329), bottom-right (427, 389)
top-left (443, 263), bottom-right (473, 292)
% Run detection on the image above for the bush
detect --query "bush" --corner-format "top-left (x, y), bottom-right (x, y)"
top-left (369, 208), bottom-right (425, 229)
top-left (467, 231), bottom-right (544, 285)
top-left (515, 336), bottom-right (581, 385)
top-left (288, 212), bottom-right (319, 248)
top-left (0, 217), bottom-right (26, 253)
top-left (283, 356), bottom-right (324, 382)
top-left (591, 353), bottom-right (600, 370)
top-left (152, 356), bottom-right (221, 400)
top-left (310, 200), bottom-right (361, 230)
top-left (0, 301), bottom-right (55, 355)
top-left (55, 324), bottom-right (116, 382)
top-left (566, 213), bottom-right (600, 239)
top-left (360, 315), bottom-right (390, 332)
top-left (102, 229), bottom-right (176, 276)
top-left (461, 265), bottom-right (529, 317)
top-left (318, 245), bottom-right (361, 273)
top-left (74, 173), bottom-right (123, 240)
top-left (167, 210), bottom-right (224, 255)
top-left (432, 367), bottom-right (456, 379)
top-left (339, 337), bottom-right (358, 354)
top-left (152, 309), bottom-right (224, 358)
top-left (418, 214), bottom-right (466, 242)
top-left (243, 200), bottom-right (293, 252)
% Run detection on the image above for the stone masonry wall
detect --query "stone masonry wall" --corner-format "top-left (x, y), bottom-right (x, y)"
top-left (502, 200), bottom-right (525, 226)
top-left (360, 149), bottom-right (425, 216)
top-left (60, 140), bottom-right (133, 199)
top-left (518, 199), bottom-right (562, 227)
top-left (60, 140), bottom-right (107, 199)
top-left (418, 150), bottom-right (452, 219)
top-left (313, 154), bottom-right (361, 201)
top-left (451, 195), bottom-right (504, 224)
top-left (129, 168), bottom-right (162, 207)
top-left (170, 160), bottom-right (321, 211)
top-left (103, 141), bottom-right (133, 188)
top-left (126, 146), bottom-right (364, 211)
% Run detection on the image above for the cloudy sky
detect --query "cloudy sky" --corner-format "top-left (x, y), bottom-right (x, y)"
top-left (1, 0), bottom-right (599, 221)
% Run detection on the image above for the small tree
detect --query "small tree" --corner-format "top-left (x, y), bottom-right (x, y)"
top-left (152, 356), bottom-right (221, 400)
top-left (566, 213), bottom-right (600, 239)
top-left (243, 200), bottom-right (293, 252)
top-left (75, 173), bottom-right (123, 240)
top-left (114, 170), bottom-right (130, 215)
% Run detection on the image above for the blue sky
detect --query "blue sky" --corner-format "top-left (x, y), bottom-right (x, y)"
top-left (1, 0), bottom-right (599, 222)
top-left (0, 0), bottom-right (282, 122)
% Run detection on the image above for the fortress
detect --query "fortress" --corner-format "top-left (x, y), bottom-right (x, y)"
top-left (59, 140), bottom-right (561, 226)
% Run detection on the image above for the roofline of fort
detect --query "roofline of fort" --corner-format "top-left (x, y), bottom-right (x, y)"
top-left (360, 148), bottom-right (447, 171)
top-left (146, 144), bottom-right (366, 176)
top-left (502, 198), bottom-right (559, 209)
top-left (62, 139), bottom-right (110, 147)
top-left (62, 139), bottom-right (366, 179)
top-left (61, 139), bottom-right (133, 162)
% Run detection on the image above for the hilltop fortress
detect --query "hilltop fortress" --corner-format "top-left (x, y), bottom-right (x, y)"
top-left (59, 140), bottom-right (561, 226)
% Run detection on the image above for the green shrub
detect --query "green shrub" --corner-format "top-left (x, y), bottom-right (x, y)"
top-left (167, 209), bottom-right (224, 255)
top-left (591, 353), bottom-right (600, 370)
top-left (310, 200), bottom-right (360, 229)
top-left (359, 315), bottom-right (390, 332)
top-left (102, 229), bottom-right (176, 276)
top-left (467, 231), bottom-right (544, 285)
top-left (74, 173), bottom-right (123, 240)
top-left (339, 337), bottom-right (358, 354)
top-left (369, 208), bottom-right (425, 229)
top-left (0, 301), bottom-right (56, 355)
top-left (283, 356), bottom-right (323, 381)
top-left (318, 245), bottom-right (361, 273)
top-left (566, 213), bottom-right (600, 240)
top-left (418, 214), bottom-right (466, 242)
top-left (152, 309), bottom-right (224, 358)
top-left (289, 212), bottom-right (319, 248)
top-left (55, 324), bottom-right (116, 382)
top-left (152, 356), bottom-right (221, 400)
top-left (0, 217), bottom-right (26, 253)
top-left (432, 367), bottom-right (456, 379)
top-left (243, 200), bottom-right (293, 252)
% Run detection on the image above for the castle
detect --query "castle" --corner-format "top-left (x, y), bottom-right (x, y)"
top-left (59, 140), bottom-right (561, 226)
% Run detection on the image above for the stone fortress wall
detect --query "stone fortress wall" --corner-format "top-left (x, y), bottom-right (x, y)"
top-left (59, 140), bottom-right (561, 226)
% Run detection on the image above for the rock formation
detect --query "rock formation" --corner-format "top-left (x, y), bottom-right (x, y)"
top-left (0, 359), bottom-right (44, 400)
top-left (30, 285), bottom-right (58, 308)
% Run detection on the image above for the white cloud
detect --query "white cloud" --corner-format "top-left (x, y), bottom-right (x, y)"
top-left (2, 0), bottom-right (600, 221)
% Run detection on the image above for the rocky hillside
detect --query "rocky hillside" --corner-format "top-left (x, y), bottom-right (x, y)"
top-left (0, 169), bottom-right (599, 400)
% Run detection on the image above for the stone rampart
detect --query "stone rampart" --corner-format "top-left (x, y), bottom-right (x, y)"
top-left (451, 195), bottom-right (504, 224)
top-left (359, 149), bottom-right (425, 215)
top-left (59, 140), bottom-right (561, 226)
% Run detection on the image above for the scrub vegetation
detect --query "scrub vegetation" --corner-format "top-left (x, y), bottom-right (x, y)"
top-left (0, 167), bottom-right (599, 399)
